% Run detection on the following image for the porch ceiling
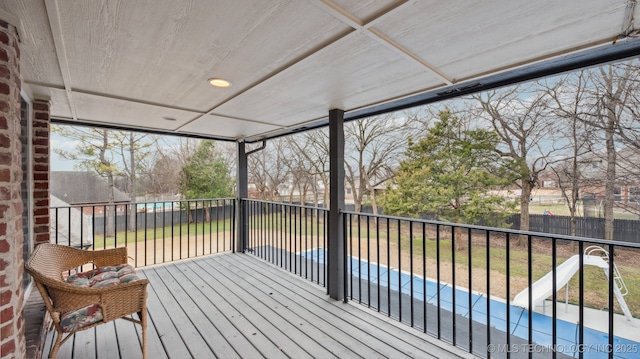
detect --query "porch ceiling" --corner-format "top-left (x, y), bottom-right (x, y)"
top-left (3, 0), bottom-right (640, 141)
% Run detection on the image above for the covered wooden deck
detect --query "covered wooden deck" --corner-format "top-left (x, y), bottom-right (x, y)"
top-left (43, 252), bottom-right (474, 358)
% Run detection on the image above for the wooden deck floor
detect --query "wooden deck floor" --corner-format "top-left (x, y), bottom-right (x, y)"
top-left (43, 252), bottom-right (475, 358)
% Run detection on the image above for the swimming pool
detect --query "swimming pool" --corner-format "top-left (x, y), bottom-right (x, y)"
top-left (300, 248), bottom-right (639, 359)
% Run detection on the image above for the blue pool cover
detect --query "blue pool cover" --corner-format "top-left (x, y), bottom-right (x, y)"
top-left (301, 248), bottom-right (639, 359)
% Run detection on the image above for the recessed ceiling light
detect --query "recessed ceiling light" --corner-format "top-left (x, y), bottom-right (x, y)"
top-left (208, 78), bottom-right (231, 88)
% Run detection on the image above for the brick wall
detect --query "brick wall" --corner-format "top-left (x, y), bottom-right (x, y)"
top-left (32, 100), bottom-right (49, 246)
top-left (0, 20), bottom-right (25, 359)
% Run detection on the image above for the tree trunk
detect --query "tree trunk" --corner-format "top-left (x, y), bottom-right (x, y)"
top-left (604, 122), bottom-right (616, 240)
top-left (518, 181), bottom-right (533, 247)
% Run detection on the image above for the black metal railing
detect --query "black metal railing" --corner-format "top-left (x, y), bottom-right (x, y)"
top-left (342, 210), bottom-right (640, 359)
top-left (50, 198), bottom-right (236, 267)
top-left (244, 199), bottom-right (329, 287)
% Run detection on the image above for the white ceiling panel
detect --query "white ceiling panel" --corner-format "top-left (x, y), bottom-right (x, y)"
top-left (56, 0), bottom-right (350, 111)
top-left (329, 0), bottom-right (404, 22)
top-left (1, 0), bottom-right (64, 86)
top-left (375, 0), bottom-right (628, 82)
top-left (72, 92), bottom-right (202, 131)
top-left (212, 32), bottom-right (441, 127)
top-left (1, 0), bottom-right (638, 141)
top-left (179, 115), bottom-right (282, 139)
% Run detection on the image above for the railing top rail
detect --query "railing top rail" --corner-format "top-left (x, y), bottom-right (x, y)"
top-left (242, 198), bottom-right (329, 211)
top-left (341, 210), bottom-right (640, 249)
top-left (50, 198), bottom-right (236, 209)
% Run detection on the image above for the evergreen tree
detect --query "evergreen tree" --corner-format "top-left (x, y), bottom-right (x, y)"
top-left (382, 110), bottom-right (516, 229)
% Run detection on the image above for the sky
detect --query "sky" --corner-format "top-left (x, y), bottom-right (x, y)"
top-left (50, 131), bottom-right (81, 171)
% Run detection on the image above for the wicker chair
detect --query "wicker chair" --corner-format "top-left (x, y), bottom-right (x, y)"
top-left (25, 243), bottom-right (148, 359)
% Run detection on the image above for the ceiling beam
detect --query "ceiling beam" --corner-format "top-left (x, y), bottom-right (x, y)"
top-left (310, 0), bottom-right (453, 85)
top-left (44, 0), bottom-right (78, 121)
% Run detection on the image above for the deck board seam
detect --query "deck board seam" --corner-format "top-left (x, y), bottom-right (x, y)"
top-left (211, 254), bottom-right (410, 358)
top-left (232, 253), bottom-right (473, 358)
top-left (189, 257), bottom-right (341, 359)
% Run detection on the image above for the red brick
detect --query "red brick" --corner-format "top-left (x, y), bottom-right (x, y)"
top-left (33, 173), bottom-right (47, 181)
top-left (1, 322), bottom-right (13, 341)
top-left (34, 130), bottom-right (48, 138)
top-left (0, 239), bottom-right (8, 254)
top-left (33, 189), bottom-right (48, 197)
top-left (1, 338), bottom-right (16, 357)
top-left (0, 306), bottom-right (12, 321)
top-left (32, 138), bottom-right (48, 146)
top-left (0, 275), bottom-right (6, 286)
top-left (0, 31), bottom-right (8, 45)
top-left (33, 208), bottom-right (48, 217)
top-left (0, 290), bottom-right (11, 305)
top-left (0, 222), bottom-right (5, 236)
top-left (0, 168), bottom-right (9, 182)
top-left (34, 111), bottom-right (49, 120)
top-left (0, 133), bottom-right (9, 148)
top-left (0, 47), bottom-right (7, 62)
top-left (0, 82), bottom-right (9, 95)
top-left (34, 217), bottom-right (48, 225)
top-left (0, 259), bottom-right (7, 271)
top-left (33, 102), bottom-right (49, 111)
top-left (34, 146), bottom-right (48, 155)
top-left (34, 199), bottom-right (48, 207)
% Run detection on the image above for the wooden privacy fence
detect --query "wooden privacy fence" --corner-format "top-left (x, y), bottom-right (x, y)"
top-left (508, 214), bottom-right (640, 244)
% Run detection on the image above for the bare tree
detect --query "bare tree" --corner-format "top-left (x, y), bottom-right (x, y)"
top-left (114, 132), bottom-right (151, 230)
top-left (344, 114), bottom-right (415, 214)
top-left (576, 63), bottom-right (638, 239)
top-left (284, 129), bottom-right (330, 207)
top-left (53, 126), bottom-right (119, 236)
top-left (471, 84), bottom-right (562, 245)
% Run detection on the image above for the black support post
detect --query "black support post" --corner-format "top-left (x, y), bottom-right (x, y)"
top-left (328, 109), bottom-right (345, 301)
top-left (237, 140), bottom-right (248, 253)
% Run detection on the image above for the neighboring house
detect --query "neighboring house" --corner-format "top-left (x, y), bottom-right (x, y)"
top-left (50, 171), bottom-right (131, 247)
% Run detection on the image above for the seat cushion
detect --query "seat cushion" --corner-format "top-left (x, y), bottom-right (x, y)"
top-left (60, 264), bottom-right (140, 331)
top-left (66, 264), bottom-right (140, 288)
top-left (59, 304), bottom-right (103, 332)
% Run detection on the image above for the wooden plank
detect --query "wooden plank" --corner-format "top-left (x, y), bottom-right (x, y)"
top-left (164, 263), bottom-right (269, 358)
top-left (95, 321), bottom-right (120, 359)
top-left (70, 327), bottom-right (96, 359)
top-left (151, 265), bottom-right (241, 359)
top-left (42, 326), bottom-right (56, 358)
top-left (192, 257), bottom-right (354, 359)
top-left (142, 267), bottom-right (216, 358)
top-left (170, 261), bottom-right (287, 359)
top-left (181, 259), bottom-right (320, 359)
top-left (197, 256), bottom-right (383, 358)
top-left (213, 254), bottom-right (413, 358)
top-left (54, 332), bottom-right (74, 359)
top-left (137, 270), bottom-right (193, 359)
top-left (112, 317), bottom-right (142, 359)
top-left (131, 312), bottom-right (169, 359)
top-left (228, 253), bottom-right (474, 359)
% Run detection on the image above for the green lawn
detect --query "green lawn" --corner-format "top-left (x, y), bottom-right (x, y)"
top-left (91, 219), bottom-right (235, 248)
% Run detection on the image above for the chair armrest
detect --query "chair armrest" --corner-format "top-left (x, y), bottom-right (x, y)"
top-left (89, 247), bottom-right (129, 267)
top-left (44, 278), bottom-right (149, 315)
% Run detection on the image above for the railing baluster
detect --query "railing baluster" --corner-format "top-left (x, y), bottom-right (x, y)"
top-left (506, 233), bottom-right (511, 359)
top-left (436, 223), bottom-right (441, 339)
top-left (485, 231), bottom-right (491, 358)
top-left (398, 219), bottom-right (402, 323)
top-left (527, 234), bottom-right (532, 359)
top-left (578, 240), bottom-right (584, 359)
top-left (451, 225), bottom-right (456, 347)
top-left (410, 221), bottom-right (414, 327)
top-left (608, 244), bottom-right (614, 359)
top-left (467, 228), bottom-right (472, 353)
